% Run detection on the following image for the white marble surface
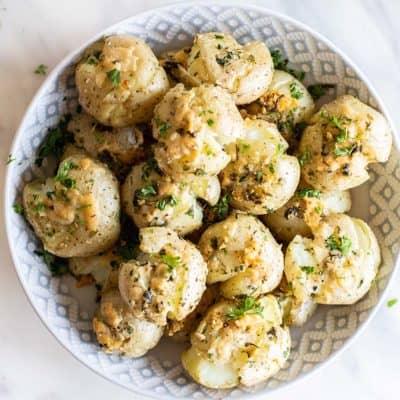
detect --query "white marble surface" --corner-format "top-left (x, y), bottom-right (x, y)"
top-left (0, 0), bottom-right (399, 399)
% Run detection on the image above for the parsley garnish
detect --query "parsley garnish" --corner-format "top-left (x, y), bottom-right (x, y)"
top-left (300, 266), bottom-right (314, 274)
top-left (297, 147), bottom-right (311, 167)
top-left (226, 296), bottom-right (264, 320)
top-left (55, 161), bottom-right (78, 189)
top-left (86, 55), bottom-right (99, 65)
top-left (154, 118), bottom-right (171, 137)
top-left (308, 84), bottom-right (335, 101)
top-left (277, 143), bottom-right (285, 155)
top-left (212, 193), bottom-right (231, 221)
top-left (296, 188), bottom-right (321, 199)
top-left (320, 111), bottom-right (351, 143)
top-left (214, 34), bottom-right (224, 39)
top-left (107, 69), bottom-right (120, 86)
top-left (215, 49), bottom-right (241, 67)
top-left (206, 118), bottom-right (214, 127)
top-left (325, 234), bottom-right (352, 256)
top-left (270, 49), bottom-right (305, 80)
top-left (34, 64), bottom-right (48, 75)
top-left (255, 170), bottom-right (263, 183)
top-left (35, 115), bottom-right (73, 167)
top-left (269, 163), bottom-right (275, 173)
top-left (134, 182), bottom-right (158, 202)
top-left (387, 298), bottom-right (398, 308)
top-left (333, 144), bottom-right (357, 157)
top-left (35, 249), bottom-right (69, 276)
top-left (156, 195), bottom-right (177, 211)
top-left (160, 253), bottom-right (180, 272)
top-left (6, 154), bottom-right (15, 165)
top-left (13, 203), bottom-right (24, 216)
top-left (289, 82), bottom-right (303, 99)
top-left (141, 158), bottom-right (161, 180)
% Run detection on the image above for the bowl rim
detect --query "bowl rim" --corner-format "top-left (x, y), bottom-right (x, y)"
top-left (4, 2), bottom-right (400, 399)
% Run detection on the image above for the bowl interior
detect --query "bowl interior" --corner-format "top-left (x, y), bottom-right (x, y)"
top-left (5, 4), bottom-right (400, 399)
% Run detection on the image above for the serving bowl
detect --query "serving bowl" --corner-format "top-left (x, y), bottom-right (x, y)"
top-left (5, 3), bottom-right (399, 399)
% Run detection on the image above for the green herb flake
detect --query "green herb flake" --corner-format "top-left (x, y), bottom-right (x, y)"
top-left (387, 298), bottom-right (398, 308)
top-left (226, 296), bottom-right (264, 320)
top-left (269, 163), bottom-right (275, 173)
top-left (35, 115), bottom-right (73, 167)
top-left (255, 170), bottom-right (263, 183)
top-left (34, 64), bottom-right (48, 75)
top-left (214, 34), bottom-right (224, 39)
top-left (297, 147), bottom-right (311, 167)
top-left (289, 82), bottom-right (303, 99)
top-left (300, 266), bottom-right (314, 274)
top-left (6, 154), bottom-right (15, 165)
top-left (154, 117), bottom-right (172, 137)
top-left (35, 249), bottom-right (69, 276)
top-left (134, 182), bottom-right (158, 202)
top-left (160, 253), bottom-right (180, 272)
top-left (325, 234), bottom-right (352, 256)
top-left (308, 84), bottom-right (335, 101)
top-left (55, 161), bottom-right (79, 189)
top-left (156, 195), bottom-right (178, 211)
top-left (107, 68), bottom-right (121, 86)
top-left (213, 193), bottom-right (231, 221)
top-left (296, 188), bottom-right (321, 199)
top-left (320, 111), bottom-right (351, 143)
top-left (206, 118), bottom-right (215, 127)
top-left (270, 49), bottom-right (305, 80)
top-left (185, 206), bottom-right (194, 218)
top-left (333, 144), bottom-right (357, 157)
top-left (277, 143), bottom-right (285, 156)
top-left (13, 203), bottom-right (24, 216)
top-left (86, 55), bottom-right (99, 65)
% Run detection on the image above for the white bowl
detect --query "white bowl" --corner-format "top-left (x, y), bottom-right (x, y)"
top-left (5, 3), bottom-right (400, 399)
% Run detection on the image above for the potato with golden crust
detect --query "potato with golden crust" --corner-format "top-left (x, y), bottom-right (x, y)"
top-left (263, 184), bottom-right (352, 243)
top-left (152, 83), bottom-right (244, 178)
top-left (67, 112), bottom-right (145, 165)
top-left (23, 154), bottom-right (120, 257)
top-left (93, 289), bottom-right (163, 357)
top-left (121, 160), bottom-right (220, 235)
top-left (285, 213), bottom-right (381, 305)
top-left (242, 70), bottom-right (314, 142)
top-left (76, 35), bottom-right (169, 127)
top-left (299, 95), bottom-right (392, 191)
top-left (181, 294), bottom-right (290, 388)
top-left (185, 32), bottom-right (274, 105)
top-left (198, 212), bottom-right (283, 298)
top-left (118, 227), bottom-right (208, 326)
top-left (220, 118), bottom-right (300, 214)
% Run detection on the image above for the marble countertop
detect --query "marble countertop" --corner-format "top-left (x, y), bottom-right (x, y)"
top-left (0, 0), bottom-right (399, 399)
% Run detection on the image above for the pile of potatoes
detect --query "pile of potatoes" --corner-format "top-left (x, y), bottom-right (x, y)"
top-left (22, 32), bottom-right (392, 389)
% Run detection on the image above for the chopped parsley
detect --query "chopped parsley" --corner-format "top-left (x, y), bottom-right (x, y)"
top-left (300, 266), bottom-right (314, 274)
top-left (34, 64), bottom-right (48, 75)
top-left (185, 206), bottom-right (195, 218)
top-left (215, 49), bottom-right (241, 67)
top-left (320, 111), bottom-right (351, 143)
top-left (6, 154), bottom-right (15, 164)
top-left (35, 249), bottom-right (69, 276)
top-left (226, 296), bottom-right (264, 320)
top-left (86, 54), bottom-right (99, 65)
top-left (141, 158), bottom-right (161, 180)
top-left (156, 195), bottom-right (177, 211)
top-left (13, 203), bottom-right (24, 216)
top-left (154, 118), bottom-right (172, 137)
top-left (160, 253), bottom-right (180, 272)
top-left (269, 164), bottom-right (275, 173)
top-left (55, 161), bottom-right (78, 189)
top-left (107, 68), bottom-right (121, 86)
top-left (255, 170), bottom-right (263, 183)
top-left (333, 144), bottom-right (357, 157)
top-left (297, 147), bottom-right (311, 167)
top-left (212, 193), bottom-right (231, 221)
top-left (270, 49), bottom-right (305, 80)
top-left (277, 143), bottom-right (285, 155)
top-left (387, 298), bottom-right (398, 308)
top-left (325, 234), bottom-right (352, 256)
top-left (35, 115), bottom-right (73, 167)
top-left (206, 118), bottom-right (215, 127)
top-left (134, 182), bottom-right (158, 202)
top-left (214, 34), bottom-right (224, 39)
top-left (296, 188), bottom-right (321, 199)
top-left (307, 84), bottom-right (335, 101)
top-left (289, 82), bottom-right (303, 99)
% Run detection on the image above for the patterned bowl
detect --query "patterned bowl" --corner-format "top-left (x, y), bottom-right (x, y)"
top-left (5, 3), bottom-right (399, 399)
